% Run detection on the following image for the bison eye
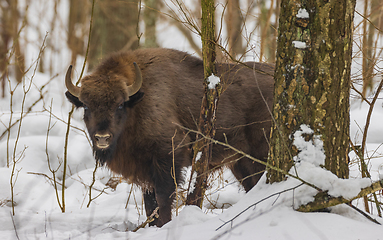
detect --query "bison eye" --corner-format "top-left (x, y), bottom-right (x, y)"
top-left (83, 105), bottom-right (90, 114)
top-left (117, 103), bottom-right (124, 110)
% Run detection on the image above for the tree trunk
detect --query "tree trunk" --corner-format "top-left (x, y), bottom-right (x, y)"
top-left (362, 0), bottom-right (380, 97)
top-left (11, 0), bottom-right (25, 83)
top-left (186, 0), bottom-right (221, 208)
top-left (0, 0), bottom-right (11, 97)
top-left (258, 0), bottom-right (279, 62)
top-left (68, 0), bottom-right (89, 67)
top-left (88, 0), bottom-right (139, 70)
top-left (267, 0), bottom-right (356, 183)
top-left (225, 0), bottom-right (243, 58)
top-left (143, 0), bottom-right (159, 48)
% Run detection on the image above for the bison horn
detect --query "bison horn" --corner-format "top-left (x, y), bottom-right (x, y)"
top-left (65, 65), bottom-right (81, 97)
top-left (127, 62), bottom-right (143, 97)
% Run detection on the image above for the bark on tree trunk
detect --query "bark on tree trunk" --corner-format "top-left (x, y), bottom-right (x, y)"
top-left (267, 0), bottom-right (356, 183)
top-left (186, 0), bottom-right (221, 208)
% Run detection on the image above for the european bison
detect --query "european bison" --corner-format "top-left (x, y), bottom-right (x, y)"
top-left (65, 48), bottom-right (274, 227)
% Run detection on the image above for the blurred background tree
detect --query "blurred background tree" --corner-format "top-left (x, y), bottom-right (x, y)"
top-left (87, 0), bottom-right (140, 70)
top-left (0, 0), bottom-right (25, 97)
top-left (68, 0), bottom-right (89, 68)
top-left (361, 0), bottom-right (383, 97)
top-left (143, 0), bottom-right (160, 48)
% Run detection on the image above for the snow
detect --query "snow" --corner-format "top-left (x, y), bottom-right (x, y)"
top-left (296, 8), bottom-right (309, 19)
top-left (0, 0), bottom-right (383, 239)
top-left (292, 124), bottom-right (325, 166)
top-left (207, 74), bottom-right (221, 90)
top-left (195, 151), bottom-right (203, 162)
top-left (292, 40), bottom-right (307, 49)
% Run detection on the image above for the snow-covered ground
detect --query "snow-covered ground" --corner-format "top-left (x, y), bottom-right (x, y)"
top-left (1, 0), bottom-right (383, 239)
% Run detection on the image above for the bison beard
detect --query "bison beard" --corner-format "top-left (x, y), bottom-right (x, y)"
top-left (93, 143), bottom-right (117, 165)
top-left (64, 48), bottom-right (274, 228)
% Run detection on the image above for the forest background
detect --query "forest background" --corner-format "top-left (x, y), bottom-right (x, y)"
top-left (0, 0), bottom-right (383, 239)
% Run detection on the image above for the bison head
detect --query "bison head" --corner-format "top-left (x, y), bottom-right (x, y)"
top-left (65, 62), bottom-right (144, 164)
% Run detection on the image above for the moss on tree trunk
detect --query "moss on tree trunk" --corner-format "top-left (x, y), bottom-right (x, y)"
top-left (267, 0), bottom-right (356, 183)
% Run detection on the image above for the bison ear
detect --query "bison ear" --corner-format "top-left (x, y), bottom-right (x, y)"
top-left (125, 90), bottom-right (144, 108)
top-left (65, 91), bottom-right (84, 108)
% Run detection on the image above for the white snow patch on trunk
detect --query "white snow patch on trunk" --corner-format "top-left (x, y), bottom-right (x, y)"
top-left (292, 41), bottom-right (307, 49)
top-left (296, 8), bottom-right (309, 18)
top-left (207, 74), bottom-right (220, 89)
top-left (195, 151), bottom-right (202, 162)
top-left (292, 124), bottom-right (325, 166)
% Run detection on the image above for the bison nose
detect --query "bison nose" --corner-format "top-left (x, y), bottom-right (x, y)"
top-left (94, 133), bottom-right (111, 149)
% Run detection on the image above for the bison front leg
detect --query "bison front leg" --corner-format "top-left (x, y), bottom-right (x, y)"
top-left (143, 190), bottom-right (159, 226)
top-left (153, 176), bottom-right (176, 227)
top-left (143, 175), bottom-right (175, 227)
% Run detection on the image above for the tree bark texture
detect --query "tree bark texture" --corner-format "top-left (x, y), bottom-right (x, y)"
top-left (267, 0), bottom-right (356, 183)
top-left (88, 0), bottom-right (139, 70)
top-left (186, 0), bottom-right (221, 208)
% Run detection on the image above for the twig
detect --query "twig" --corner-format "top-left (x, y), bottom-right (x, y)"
top-left (10, 212), bottom-right (20, 240)
top-left (351, 83), bottom-right (371, 105)
top-left (171, 129), bottom-right (180, 216)
top-left (176, 124), bottom-right (321, 191)
top-left (125, 184), bottom-right (134, 209)
top-left (27, 172), bottom-right (64, 188)
top-left (347, 203), bottom-right (381, 225)
top-left (132, 207), bottom-right (159, 232)
top-left (355, 10), bottom-right (383, 34)
top-left (355, 76), bottom-right (383, 215)
top-left (0, 73), bottom-right (57, 142)
top-left (216, 183), bottom-right (304, 231)
top-left (87, 160), bottom-right (99, 208)
top-left (45, 100), bottom-right (63, 211)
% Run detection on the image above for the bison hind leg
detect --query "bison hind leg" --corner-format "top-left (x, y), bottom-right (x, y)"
top-left (230, 158), bottom-right (265, 192)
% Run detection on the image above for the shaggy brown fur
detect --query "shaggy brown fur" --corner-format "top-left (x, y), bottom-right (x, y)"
top-left (65, 48), bottom-right (274, 227)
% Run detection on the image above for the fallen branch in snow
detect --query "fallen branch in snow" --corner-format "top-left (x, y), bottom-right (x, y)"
top-left (131, 207), bottom-right (159, 232)
top-left (297, 179), bottom-right (383, 224)
top-left (216, 183), bottom-right (305, 231)
top-left (347, 203), bottom-right (381, 225)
